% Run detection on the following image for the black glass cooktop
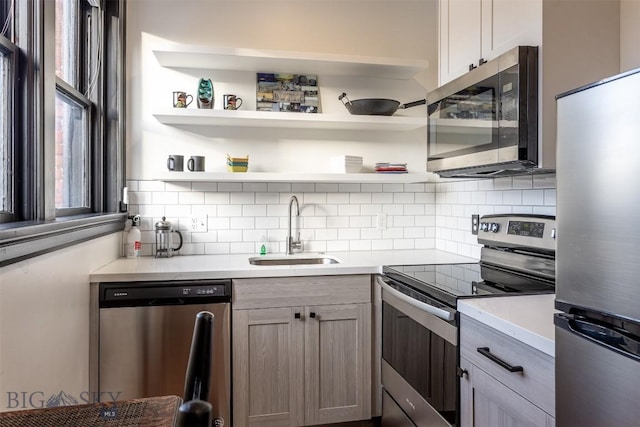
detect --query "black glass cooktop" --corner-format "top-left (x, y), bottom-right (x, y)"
top-left (383, 263), bottom-right (555, 308)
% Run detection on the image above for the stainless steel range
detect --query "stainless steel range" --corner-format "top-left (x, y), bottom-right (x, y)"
top-left (378, 214), bottom-right (556, 427)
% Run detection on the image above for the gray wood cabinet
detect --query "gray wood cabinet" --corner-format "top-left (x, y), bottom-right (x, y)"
top-left (232, 275), bottom-right (373, 427)
top-left (459, 315), bottom-right (555, 427)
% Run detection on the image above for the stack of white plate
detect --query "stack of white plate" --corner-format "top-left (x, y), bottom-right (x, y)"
top-left (329, 155), bottom-right (363, 173)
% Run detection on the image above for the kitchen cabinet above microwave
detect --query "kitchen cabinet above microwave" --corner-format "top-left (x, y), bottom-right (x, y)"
top-left (434, 1), bottom-right (620, 177)
top-left (439, 0), bottom-right (541, 86)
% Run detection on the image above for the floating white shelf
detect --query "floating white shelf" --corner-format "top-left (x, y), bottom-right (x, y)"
top-left (152, 44), bottom-right (429, 80)
top-left (154, 171), bottom-right (435, 184)
top-left (153, 109), bottom-right (429, 131)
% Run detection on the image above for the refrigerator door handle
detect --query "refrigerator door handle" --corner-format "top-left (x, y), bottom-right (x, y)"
top-left (555, 313), bottom-right (640, 362)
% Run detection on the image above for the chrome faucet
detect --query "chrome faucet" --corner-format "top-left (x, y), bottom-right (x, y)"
top-left (286, 195), bottom-right (302, 255)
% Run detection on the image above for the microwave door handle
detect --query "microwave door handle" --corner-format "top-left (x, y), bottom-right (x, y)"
top-left (378, 277), bottom-right (455, 321)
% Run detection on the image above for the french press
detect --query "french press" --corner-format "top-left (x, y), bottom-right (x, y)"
top-left (154, 216), bottom-right (183, 258)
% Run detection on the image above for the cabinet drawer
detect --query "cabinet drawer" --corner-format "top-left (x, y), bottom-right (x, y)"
top-left (460, 315), bottom-right (555, 416)
top-left (233, 275), bottom-right (372, 309)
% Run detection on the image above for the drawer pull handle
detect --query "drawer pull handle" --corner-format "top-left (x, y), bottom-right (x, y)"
top-left (477, 347), bottom-right (524, 373)
top-left (294, 312), bottom-right (301, 319)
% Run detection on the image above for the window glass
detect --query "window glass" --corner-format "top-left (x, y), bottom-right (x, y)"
top-left (55, 90), bottom-right (88, 209)
top-left (55, 0), bottom-right (78, 86)
top-left (1, 0), bottom-right (12, 41)
top-left (0, 50), bottom-right (9, 214)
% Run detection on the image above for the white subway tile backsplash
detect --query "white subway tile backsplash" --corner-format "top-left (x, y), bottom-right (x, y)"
top-left (267, 183), bottom-right (292, 192)
top-left (304, 216), bottom-right (328, 229)
top-left (231, 217), bottom-right (255, 229)
top-left (349, 216), bottom-right (372, 228)
top-left (338, 183), bottom-right (361, 193)
top-left (338, 228), bottom-right (360, 240)
top-left (204, 243), bottom-right (230, 254)
top-left (372, 192), bottom-right (393, 204)
top-left (304, 192), bottom-right (328, 204)
top-left (126, 173), bottom-right (555, 258)
top-left (372, 239), bottom-right (393, 250)
top-left (243, 182), bottom-right (268, 192)
top-left (327, 216), bottom-right (349, 228)
top-left (350, 240), bottom-right (372, 251)
top-left (139, 180), bottom-right (166, 191)
top-left (209, 217), bottom-right (230, 230)
top-left (350, 192), bottom-right (372, 204)
top-left (179, 191), bottom-right (205, 205)
top-left (242, 205), bottom-right (267, 217)
top-left (205, 192), bottom-right (230, 205)
top-left (503, 190), bottom-right (522, 205)
top-left (393, 192), bottom-right (415, 204)
top-left (231, 192), bottom-right (255, 204)
top-left (218, 182), bottom-right (242, 192)
top-left (544, 189), bottom-right (557, 206)
top-left (292, 183), bottom-right (315, 192)
top-left (164, 182), bottom-right (192, 193)
top-left (316, 183), bottom-right (339, 193)
top-left (153, 191), bottom-right (178, 204)
top-left (165, 205), bottom-right (192, 217)
top-left (327, 192), bottom-right (350, 204)
top-left (383, 183), bottom-right (404, 193)
top-left (218, 230), bottom-right (243, 242)
top-left (192, 182), bottom-right (218, 192)
top-left (523, 189), bottom-right (544, 205)
top-left (256, 217), bottom-right (279, 229)
top-left (361, 183), bottom-right (383, 193)
top-left (338, 204), bottom-right (361, 216)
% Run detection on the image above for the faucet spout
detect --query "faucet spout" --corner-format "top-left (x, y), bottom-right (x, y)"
top-left (287, 195), bottom-right (301, 255)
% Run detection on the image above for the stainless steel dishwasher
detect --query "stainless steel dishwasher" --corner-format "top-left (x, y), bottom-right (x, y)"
top-left (94, 279), bottom-right (231, 426)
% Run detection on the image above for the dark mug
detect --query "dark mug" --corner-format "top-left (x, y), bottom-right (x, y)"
top-left (187, 156), bottom-right (205, 172)
top-left (173, 91), bottom-right (193, 108)
top-left (167, 155), bottom-right (184, 171)
top-left (223, 94), bottom-right (243, 110)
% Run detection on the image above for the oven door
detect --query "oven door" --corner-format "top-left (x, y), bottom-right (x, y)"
top-left (378, 276), bottom-right (458, 427)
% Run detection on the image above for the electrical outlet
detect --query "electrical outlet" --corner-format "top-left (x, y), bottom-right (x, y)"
top-left (376, 213), bottom-right (387, 230)
top-left (189, 215), bottom-right (207, 232)
top-left (471, 214), bottom-right (480, 235)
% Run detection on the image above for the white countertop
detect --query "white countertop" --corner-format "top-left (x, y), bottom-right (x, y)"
top-left (90, 249), bottom-right (477, 282)
top-left (458, 294), bottom-right (558, 357)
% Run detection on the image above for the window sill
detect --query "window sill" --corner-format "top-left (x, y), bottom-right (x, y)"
top-left (0, 213), bottom-right (127, 267)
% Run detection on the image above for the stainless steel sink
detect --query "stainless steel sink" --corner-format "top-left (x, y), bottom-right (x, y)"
top-left (248, 255), bottom-right (340, 266)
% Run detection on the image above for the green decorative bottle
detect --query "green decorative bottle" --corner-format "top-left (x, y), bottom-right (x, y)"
top-left (197, 78), bottom-right (213, 109)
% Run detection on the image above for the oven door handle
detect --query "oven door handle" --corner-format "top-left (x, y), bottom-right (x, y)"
top-left (378, 277), bottom-right (455, 321)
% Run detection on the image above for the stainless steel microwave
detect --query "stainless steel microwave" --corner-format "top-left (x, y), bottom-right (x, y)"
top-left (427, 46), bottom-right (541, 178)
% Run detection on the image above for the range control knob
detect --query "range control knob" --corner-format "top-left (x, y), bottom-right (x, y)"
top-left (480, 222), bottom-right (489, 232)
top-left (490, 223), bottom-right (500, 233)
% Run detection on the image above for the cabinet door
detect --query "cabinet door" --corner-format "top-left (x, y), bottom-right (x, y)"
top-left (481, 0), bottom-right (541, 61)
top-left (463, 364), bottom-right (549, 427)
top-left (304, 303), bottom-right (372, 425)
top-left (439, 0), bottom-right (482, 85)
top-left (233, 307), bottom-right (305, 427)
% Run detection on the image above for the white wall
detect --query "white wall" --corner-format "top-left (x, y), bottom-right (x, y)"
top-left (126, 0), bottom-right (438, 180)
top-left (0, 234), bottom-right (120, 411)
top-left (621, 0), bottom-right (640, 71)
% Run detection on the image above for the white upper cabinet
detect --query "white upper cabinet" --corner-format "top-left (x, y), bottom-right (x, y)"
top-left (439, 0), bottom-right (541, 85)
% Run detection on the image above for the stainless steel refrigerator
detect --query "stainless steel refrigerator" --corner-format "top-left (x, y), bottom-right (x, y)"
top-left (555, 69), bottom-right (640, 426)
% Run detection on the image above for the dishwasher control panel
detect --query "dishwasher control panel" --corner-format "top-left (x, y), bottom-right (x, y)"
top-left (99, 279), bottom-right (231, 308)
